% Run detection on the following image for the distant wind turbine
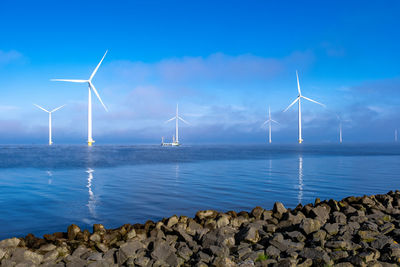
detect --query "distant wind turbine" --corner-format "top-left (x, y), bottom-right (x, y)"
top-left (51, 51), bottom-right (109, 146)
top-left (395, 129), bottom-right (398, 142)
top-left (165, 104), bottom-right (190, 145)
top-left (284, 70), bottom-right (326, 143)
top-left (34, 104), bottom-right (65, 145)
top-left (262, 106), bottom-right (278, 144)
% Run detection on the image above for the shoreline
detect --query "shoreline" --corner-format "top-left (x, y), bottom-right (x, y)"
top-left (1, 192), bottom-right (400, 266)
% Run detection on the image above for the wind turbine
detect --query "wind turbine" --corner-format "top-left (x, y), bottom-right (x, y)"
top-left (395, 129), bottom-right (398, 143)
top-left (283, 70), bottom-right (325, 143)
top-left (262, 106), bottom-right (278, 143)
top-left (34, 104), bottom-right (65, 145)
top-left (51, 51), bottom-right (108, 146)
top-left (165, 104), bottom-right (190, 145)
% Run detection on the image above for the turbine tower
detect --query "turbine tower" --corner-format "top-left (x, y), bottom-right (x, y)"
top-left (262, 106), bottom-right (278, 143)
top-left (34, 104), bottom-right (65, 145)
top-left (283, 70), bottom-right (325, 143)
top-left (339, 121), bottom-right (343, 144)
top-left (51, 51), bottom-right (108, 146)
top-left (165, 104), bottom-right (190, 144)
top-left (395, 129), bottom-right (398, 142)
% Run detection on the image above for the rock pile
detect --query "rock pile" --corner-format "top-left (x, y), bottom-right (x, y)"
top-left (2, 191), bottom-right (400, 266)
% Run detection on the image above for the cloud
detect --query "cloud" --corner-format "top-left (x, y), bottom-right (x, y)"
top-left (0, 50), bottom-right (25, 66)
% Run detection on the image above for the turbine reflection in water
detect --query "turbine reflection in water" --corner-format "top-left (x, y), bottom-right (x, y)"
top-left (46, 170), bottom-right (53, 185)
top-left (86, 168), bottom-right (97, 219)
top-left (298, 156), bottom-right (304, 204)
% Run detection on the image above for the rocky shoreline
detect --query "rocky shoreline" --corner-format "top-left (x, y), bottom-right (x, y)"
top-left (2, 192), bottom-right (400, 266)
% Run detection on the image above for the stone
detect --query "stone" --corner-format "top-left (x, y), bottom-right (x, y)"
top-left (12, 248), bottom-right (44, 265)
top-left (67, 224), bottom-right (81, 240)
top-left (216, 214), bottom-right (231, 228)
top-left (299, 218), bottom-right (322, 235)
top-left (273, 202), bottom-right (287, 219)
top-left (265, 245), bottom-right (281, 258)
top-left (167, 215), bottom-right (179, 228)
top-left (286, 231), bottom-right (306, 242)
top-left (310, 206), bottom-right (330, 222)
top-left (95, 243), bottom-right (108, 253)
top-left (42, 249), bottom-right (59, 262)
top-left (298, 248), bottom-right (331, 265)
top-left (117, 240), bottom-right (145, 264)
top-left (196, 210), bottom-right (218, 220)
top-left (38, 244), bottom-right (56, 253)
top-left (236, 226), bottom-right (260, 243)
top-left (0, 238), bottom-right (20, 248)
top-left (251, 207), bottom-right (264, 220)
top-left (89, 233), bottom-right (101, 243)
top-left (324, 223), bottom-right (339, 235)
top-left (126, 229), bottom-right (136, 240)
top-left (93, 224), bottom-right (106, 233)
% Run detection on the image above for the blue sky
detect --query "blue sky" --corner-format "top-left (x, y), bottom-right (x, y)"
top-left (0, 0), bottom-right (399, 144)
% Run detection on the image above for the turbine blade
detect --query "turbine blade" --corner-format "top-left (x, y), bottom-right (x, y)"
top-left (51, 104), bottom-right (66, 113)
top-left (165, 117), bottom-right (176, 123)
top-left (34, 104), bottom-right (49, 113)
top-left (89, 82), bottom-right (108, 112)
top-left (262, 120), bottom-right (270, 126)
top-left (271, 119), bottom-right (279, 124)
top-left (296, 70), bottom-right (301, 95)
top-left (89, 50), bottom-right (108, 81)
top-left (178, 116), bottom-right (190, 125)
top-left (283, 97), bottom-right (299, 112)
top-left (50, 79), bottom-right (87, 83)
top-left (301, 96), bottom-right (326, 107)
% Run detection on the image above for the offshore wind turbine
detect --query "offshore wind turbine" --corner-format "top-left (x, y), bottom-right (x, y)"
top-left (51, 51), bottom-right (108, 146)
top-left (395, 129), bottom-right (398, 142)
top-left (262, 106), bottom-right (278, 143)
top-left (283, 70), bottom-right (326, 143)
top-left (165, 104), bottom-right (190, 145)
top-left (34, 104), bottom-right (65, 145)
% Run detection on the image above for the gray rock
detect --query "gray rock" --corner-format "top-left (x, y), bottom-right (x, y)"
top-left (42, 249), bottom-right (58, 262)
top-left (89, 233), bottom-right (101, 243)
top-left (117, 240), bottom-right (145, 264)
top-left (273, 202), bottom-right (287, 219)
top-left (151, 240), bottom-right (177, 263)
top-left (67, 224), bottom-right (81, 240)
top-left (324, 223), bottom-right (339, 235)
top-left (167, 215), bottom-right (179, 228)
top-left (286, 231), bottom-right (306, 242)
top-left (333, 211), bottom-right (347, 225)
top-left (11, 248), bottom-right (43, 265)
top-left (299, 218), bottom-right (322, 235)
top-left (310, 206), bottom-right (330, 222)
top-left (265, 245), bottom-right (280, 258)
top-left (0, 238), bottom-right (20, 249)
top-left (236, 226), bottom-right (260, 243)
top-left (87, 252), bottom-right (103, 261)
top-left (298, 247), bottom-right (331, 265)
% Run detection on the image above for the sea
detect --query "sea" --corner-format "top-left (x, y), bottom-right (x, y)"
top-left (0, 144), bottom-right (399, 239)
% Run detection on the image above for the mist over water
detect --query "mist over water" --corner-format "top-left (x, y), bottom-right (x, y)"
top-left (0, 144), bottom-right (399, 239)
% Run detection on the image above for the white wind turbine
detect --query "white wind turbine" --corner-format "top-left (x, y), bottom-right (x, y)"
top-left (283, 70), bottom-right (325, 143)
top-left (51, 51), bottom-right (108, 146)
top-left (34, 104), bottom-right (65, 145)
top-left (262, 106), bottom-right (278, 143)
top-left (165, 104), bottom-right (190, 145)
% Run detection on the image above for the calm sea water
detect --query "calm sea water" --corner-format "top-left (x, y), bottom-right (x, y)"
top-left (0, 144), bottom-right (400, 239)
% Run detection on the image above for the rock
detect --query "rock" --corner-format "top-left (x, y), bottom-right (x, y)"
top-left (216, 214), bottom-right (231, 228)
top-left (324, 223), bottom-right (339, 235)
top-left (150, 240), bottom-right (177, 263)
top-left (265, 245), bottom-right (281, 258)
top-left (298, 248), bottom-right (331, 265)
top-left (286, 231), bottom-right (306, 242)
top-left (93, 224), bottom-right (106, 233)
top-left (167, 215), bottom-right (179, 228)
top-left (126, 228), bottom-right (136, 240)
top-left (333, 211), bottom-right (347, 225)
top-left (251, 207), bottom-right (264, 220)
top-left (117, 240), bottom-right (145, 264)
top-left (310, 206), bottom-right (330, 223)
top-left (215, 257), bottom-right (237, 267)
top-left (196, 210), bottom-right (218, 220)
top-left (67, 224), bottom-right (81, 240)
top-left (0, 238), bottom-right (20, 248)
top-left (89, 233), bottom-right (101, 243)
top-left (38, 244), bottom-right (56, 253)
top-left (42, 249), bottom-right (59, 262)
top-left (11, 248), bottom-right (43, 265)
top-left (299, 218), bottom-right (322, 235)
top-left (273, 202), bottom-right (287, 219)
top-left (236, 226), bottom-right (260, 243)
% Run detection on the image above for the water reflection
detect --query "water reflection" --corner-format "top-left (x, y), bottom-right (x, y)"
top-left (46, 170), bottom-right (53, 185)
top-left (86, 168), bottom-right (97, 219)
top-left (298, 156), bottom-right (304, 204)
